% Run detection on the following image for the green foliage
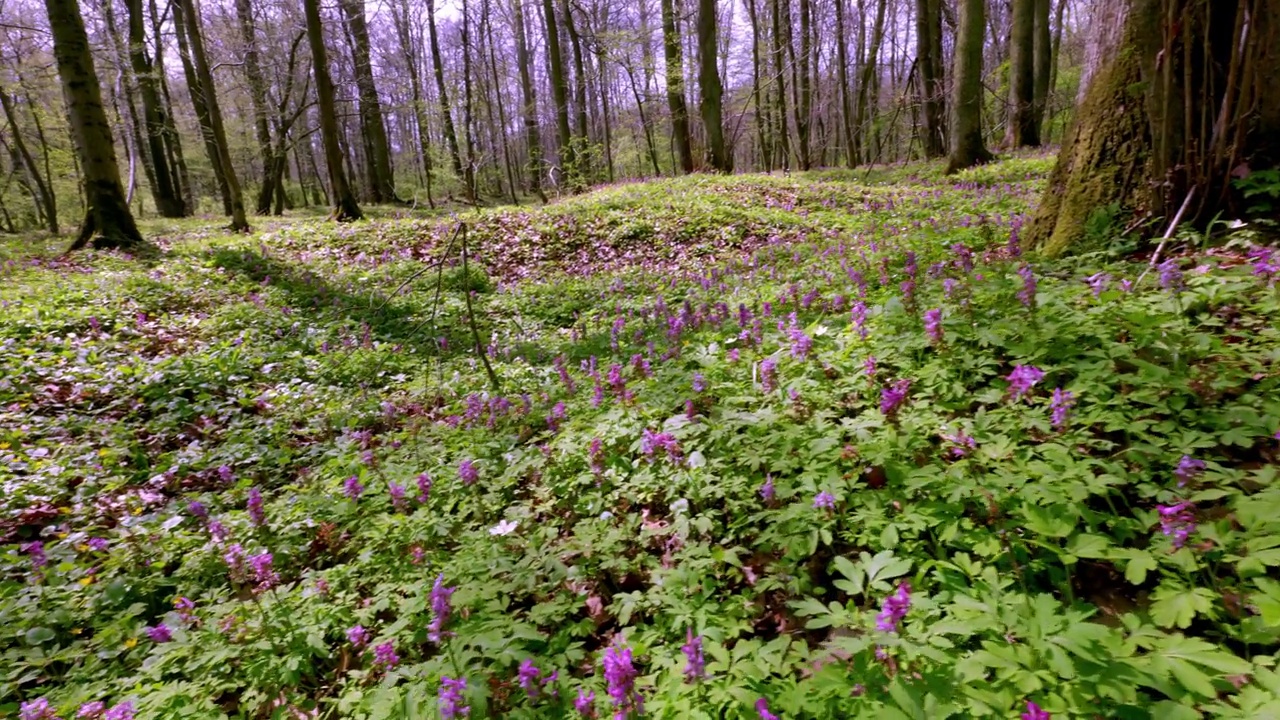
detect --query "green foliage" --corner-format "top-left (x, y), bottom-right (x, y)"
top-left (2, 157), bottom-right (1280, 719)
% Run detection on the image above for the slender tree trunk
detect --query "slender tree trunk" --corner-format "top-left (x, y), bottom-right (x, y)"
top-left (697, 0), bottom-right (729, 171)
top-left (100, 0), bottom-right (159, 219)
top-left (946, 0), bottom-right (994, 172)
top-left (917, 0), bottom-right (947, 157)
top-left (427, 0), bottom-right (467, 198)
top-left (483, 0), bottom-right (518, 203)
top-left (460, 0), bottom-right (479, 199)
top-left (123, 0), bottom-right (184, 217)
top-left (661, 0), bottom-right (695, 173)
top-left (44, 0), bottom-right (146, 250)
top-left (795, 0), bottom-right (812, 169)
top-left (834, 0), bottom-right (856, 168)
top-left (1031, 0), bottom-right (1052, 133)
top-left (338, 0), bottom-right (399, 204)
top-left (0, 92), bottom-right (58, 234)
top-left (854, 0), bottom-right (888, 165)
top-left (233, 0), bottom-right (276, 214)
top-left (513, 0), bottom-right (547, 201)
top-left (302, 0), bottom-right (362, 220)
top-left (543, 0), bottom-right (576, 184)
top-left (564, 0), bottom-right (591, 184)
top-left (1007, 0), bottom-right (1040, 146)
top-left (149, 0), bottom-right (192, 213)
top-left (171, 0), bottom-right (229, 216)
top-left (390, 0), bottom-right (435, 208)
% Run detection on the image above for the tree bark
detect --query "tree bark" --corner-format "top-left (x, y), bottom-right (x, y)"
top-left (1006, 0), bottom-right (1040, 146)
top-left (0, 91), bottom-right (58, 234)
top-left (697, 0), bottom-right (729, 171)
top-left (1031, 0), bottom-right (1052, 133)
top-left (44, 0), bottom-right (147, 251)
top-left (123, 0), bottom-right (184, 217)
top-left (513, 0), bottom-right (547, 201)
top-left (483, 0), bottom-right (518, 202)
top-left (426, 0), bottom-right (467, 200)
top-left (661, 0), bottom-right (694, 173)
top-left (917, 0), bottom-right (947, 157)
top-left (339, 0), bottom-right (399, 203)
top-left (946, 0), bottom-right (994, 173)
top-left (834, 0), bottom-right (855, 168)
top-left (542, 0), bottom-right (576, 184)
top-left (795, 0), bottom-right (812, 169)
top-left (460, 0), bottom-right (479, 199)
top-left (390, 0), bottom-right (435, 208)
top-left (854, 0), bottom-right (888, 166)
top-left (564, 0), bottom-right (591, 185)
top-left (303, 0), bottom-right (362, 220)
top-left (770, 0), bottom-right (791, 169)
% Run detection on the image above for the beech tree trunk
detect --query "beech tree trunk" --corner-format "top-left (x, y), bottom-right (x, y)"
top-left (917, 0), bottom-right (946, 157)
top-left (390, 0), bottom-right (434, 208)
top-left (44, 0), bottom-right (146, 251)
top-left (1031, 0), bottom-right (1052, 132)
top-left (0, 91), bottom-right (58, 234)
top-left (770, 0), bottom-right (791, 169)
top-left (1027, 0), bottom-right (1280, 255)
top-left (339, 0), bottom-right (400, 204)
top-left (697, 0), bottom-right (729, 171)
top-left (303, 0), bottom-right (362, 220)
top-left (834, 0), bottom-right (855, 168)
top-left (427, 0), bottom-right (467, 198)
top-left (661, 0), bottom-right (694, 174)
top-left (946, 0), bottom-right (993, 173)
top-left (513, 0), bottom-right (547, 201)
top-left (1006, 0), bottom-right (1040, 147)
top-left (854, 0), bottom-right (888, 166)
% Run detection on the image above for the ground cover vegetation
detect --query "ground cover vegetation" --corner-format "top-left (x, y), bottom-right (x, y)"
top-left (3, 156), bottom-right (1280, 719)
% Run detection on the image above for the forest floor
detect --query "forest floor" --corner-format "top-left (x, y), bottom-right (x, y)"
top-left (3, 156), bottom-right (1280, 719)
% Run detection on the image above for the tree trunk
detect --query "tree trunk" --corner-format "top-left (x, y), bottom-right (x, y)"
top-left (795, 0), bottom-right (812, 169)
top-left (150, 0), bottom-right (193, 213)
top-left (0, 92), bottom-right (58, 234)
top-left (1031, 0), bottom-right (1052, 132)
top-left (770, 0), bottom-right (791, 169)
top-left (946, 0), bottom-right (994, 173)
top-left (390, 0), bottom-right (435, 208)
top-left (917, 0), bottom-right (947, 157)
top-left (854, 0), bottom-right (888, 166)
top-left (696, 0), bottom-right (729, 171)
top-left (171, 0), bottom-right (230, 216)
top-left (1006, 0), bottom-right (1040, 147)
top-left (123, 0), bottom-right (184, 217)
top-left (563, 0), bottom-right (590, 186)
top-left (513, 0), bottom-right (547, 201)
top-left (484, 0), bottom-right (518, 203)
top-left (100, 0), bottom-right (159, 220)
top-left (834, 0), bottom-right (855, 168)
top-left (44, 0), bottom-right (147, 251)
top-left (303, 0), bottom-right (362, 220)
top-left (661, 0), bottom-right (695, 173)
top-left (1028, 0), bottom-right (1280, 255)
top-left (542, 0), bottom-right (575, 184)
top-left (460, 0), bottom-right (479, 200)
top-left (232, 0), bottom-right (277, 214)
top-left (427, 0), bottom-right (467, 198)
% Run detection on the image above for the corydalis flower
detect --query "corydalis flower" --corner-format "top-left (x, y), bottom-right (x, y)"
top-left (692, 373), bottom-right (707, 393)
top-left (1021, 700), bottom-right (1051, 720)
top-left (346, 624), bottom-right (370, 649)
top-left (681, 629), bottom-right (706, 682)
top-left (147, 623), bottom-right (173, 643)
top-left (343, 476), bottom-right (364, 500)
top-left (187, 500), bottom-right (208, 521)
top-left (880, 379), bottom-right (912, 416)
top-left (850, 301), bottom-right (868, 340)
top-left (439, 676), bottom-right (470, 718)
top-left (249, 552), bottom-right (278, 591)
top-left (373, 641), bottom-right (399, 671)
top-left (458, 459), bottom-right (479, 486)
top-left (1050, 388), bottom-right (1074, 431)
top-left (20, 698), bottom-right (60, 720)
top-left (416, 473), bottom-right (432, 503)
top-left (102, 704), bottom-right (135, 720)
top-left (787, 313), bottom-right (813, 359)
top-left (1007, 365), bottom-right (1045, 402)
top-left (174, 597), bottom-right (196, 625)
top-left (589, 437), bottom-right (606, 475)
top-left (21, 541), bottom-right (46, 570)
top-left (1249, 245), bottom-right (1278, 284)
top-left (1017, 265), bottom-right (1037, 308)
top-left (574, 688), bottom-right (595, 716)
top-left (428, 574), bottom-right (456, 643)
top-left (759, 475), bottom-right (775, 501)
top-left (1158, 501), bottom-right (1196, 549)
top-left (1158, 258), bottom-right (1184, 294)
top-left (813, 491), bottom-right (836, 510)
top-left (756, 698), bottom-right (780, 720)
top-left (760, 357), bottom-right (778, 393)
top-left (875, 581), bottom-right (911, 633)
top-left (87, 537), bottom-right (109, 552)
top-left (246, 487), bottom-right (265, 527)
top-left (640, 428), bottom-right (681, 463)
top-left (602, 641), bottom-right (642, 719)
top-left (518, 659), bottom-right (543, 698)
top-left (1085, 272), bottom-right (1110, 297)
top-left (940, 428), bottom-right (977, 458)
top-left (1174, 455), bottom-right (1206, 487)
top-left (77, 702), bottom-right (105, 718)
top-left (923, 308), bottom-right (943, 345)
top-left (389, 482), bottom-right (407, 512)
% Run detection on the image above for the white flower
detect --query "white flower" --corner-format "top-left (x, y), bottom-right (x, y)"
top-left (599, 511), bottom-right (614, 520)
top-left (670, 499), bottom-right (689, 514)
top-left (489, 520), bottom-right (519, 536)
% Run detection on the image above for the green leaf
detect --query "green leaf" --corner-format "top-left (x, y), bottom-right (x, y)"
top-left (1068, 533), bottom-right (1111, 559)
top-left (1150, 586), bottom-right (1215, 629)
top-left (863, 550), bottom-right (912, 587)
top-left (1124, 552), bottom-right (1157, 585)
top-left (25, 627), bottom-right (55, 645)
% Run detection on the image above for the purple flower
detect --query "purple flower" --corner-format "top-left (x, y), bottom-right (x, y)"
top-left (692, 373), bottom-right (707, 393)
top-left (574, 688), bottom-right (595, 716)
top-left (77, 702), bottom-right (105, 718)
top-left (760, 357), bottom-right (778, 393)
top-left (249, 552), bottom-right (278, 591)
top-left (1250, 245), bottom-right (1278, 283)
top-left (439, 676), bottom-right (470, 718)
top-left (147, 623), bottom-right (173, 643)
top-left (428, 573), bottom-right (456, 643)
top-left (458, 460), bottom-right (479, 486)
top-left (640, 428), bottom-right (681, 462)
top-left (1017, 265), bottom-right (1037, 308)
top-left (347, 625), bottom-right (370, 649)
top-left (880, 379), bottom-right (912, 416)
top-left (21, 541), bottom-right (47, 569)
top-left (589, 437), bottom-right (606, 476)
top-left (187, 500), bottom-right (208, 520)
top-left (681, 628), bottom-right (706, 682)
top-left (602, 641), bottom-right (642, 719)
top-left (518, 659), bottom-right (542, 698)
top-left (940, 428), bottom-right (977, 458)
top-left (875, 581), bottom-right (912, 633)
top-left (372, 641), bottom-right (399, 671)
top-left (787, 313), bottom-right (812, 359)
top-left (1174, 456), bottom-right (1206, 487)
top-left (207, 520), bottom-right (229, 542)
top-left (850, 301), bottom-right (868, 340)
top-left (864, 355), bottom-right (876, 379)
top-left (813, 491), bottom-right (836, 510)
top-left (20, 699), bottom-right (60, 720)
top-left (87, 537), bottom-right (109, 552)
top-left (1007, 365), bottom-right (1045, 402)
top-left (1158, 259), bottom-right (1184, 294)
top-left (343, 476), bottom-right (364, 500)
top-left (1158, 501), bottom-right (1196, 549)
top-left (224, 543), bottom-right (247, 581)
top-left (175, 597), bottom-right (196, 625)
top-left (756, 698), bottom-right (780, 720)
top-left (1050, 388), bottom-right (1074, 431)
top-left (389, 482), bottom-right (407, 512)
top-left (1120, 279), bottom-right (1134, 293)
top-left (1021, 701), bottom-right (1051, 720)
top-left (246, 487), bottom-right (265, 527)
top-left (951, 243), bottom-right (974, 273)
top-left (923, 308), bottom-right (943, 345)
top-left (217, 465), bottom-right (234, 484)
top-left (102, 704), bottom-right (133, 720)
top-left (1085, 272), bottom-right (1110, 297)
top-left (416, 473), bottom-right (432, 503)
top-left (760, 474), bottom-right (775, 501)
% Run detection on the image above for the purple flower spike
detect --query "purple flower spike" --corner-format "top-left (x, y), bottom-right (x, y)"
top-left (756, 698), bottom-right (781, 720)
top-left (103, 703), bottom-right (134, 720)
top-left (21, 699), bottom-right (60, 720)
top-left (346, 625), bottom-right (370, 649)
top-left (1085, 272), bottom-right (1110, 297)
top-left (760, 357), bottom-right (778, 394)
top-left (1021, 701), bottom-right (1051, 720)
top-left (1050, 388), bottom-right (1075, 431)
top-left (682, 628), bottom-right (706, 682)
top-left (458, 459), bottom-right (479, 486)
top-left (249, 552), bottom-right (278, 591)
top-left (428, 573), bottom-right (456, 643)
top-left (760, 474), bottom-right (775, 501)
top-left (439, 676), bottom-right (470, 718)
top-left (1158, 501), bottom-right (1196, 549)
top-left (147, 623), bottom-right (173, 643)
top-left (875, 581), bottom-right (912, 633)
top-left (246, 487), bottom-right (265, 527)
top-left (78, 702), bottom-right (105, 718)
top-left (813, 491), bottom-right (836, 510)
top-left (880, 379), bottom-right (912, 416)
top-left (692, 373), bottom-right (707, 393)
top-left (574, 688), bottom-right (595, 716)
top-left (372, 641), bottom-right (399, 671)
top-left (343, 476), bottom-right (364, 500)
top-left (603, 641), bottom-right (642, 719)
top-left (1174, 456), bottom-right (1206, 487)
top-left (416, 473), bottom-right (432, 503)
top-left (518, 659), bottom-right (542, 698)
top-left (1158, 259), bottom-right (1184, 294)
top-left (389, 482), bottom-right (407, 512)
top-left (1007, 365), bottom-right (1045, 402)
top-left (21, 541), bottom-right (46, 570)
top-left (923, 308), bottom-right (943, 345)
top-left (1017, 265), bottom-right (1037, 308)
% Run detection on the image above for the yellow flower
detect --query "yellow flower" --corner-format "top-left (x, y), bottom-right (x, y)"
top-left (124, 637), bottom-right (138, 649)
top-left (98, 448), bottom-right (110, 457)
top-left (80, 577), bottom-right (94, 586)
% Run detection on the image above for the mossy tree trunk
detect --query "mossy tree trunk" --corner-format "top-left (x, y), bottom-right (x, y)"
top-left (45, 0), bottom-right (148, 251)
top-left (1027, 0), bottom-right (1280, 256)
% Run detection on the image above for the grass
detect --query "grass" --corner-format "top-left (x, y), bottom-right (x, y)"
top-left (3, 156), bottom-right (1280, 719)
